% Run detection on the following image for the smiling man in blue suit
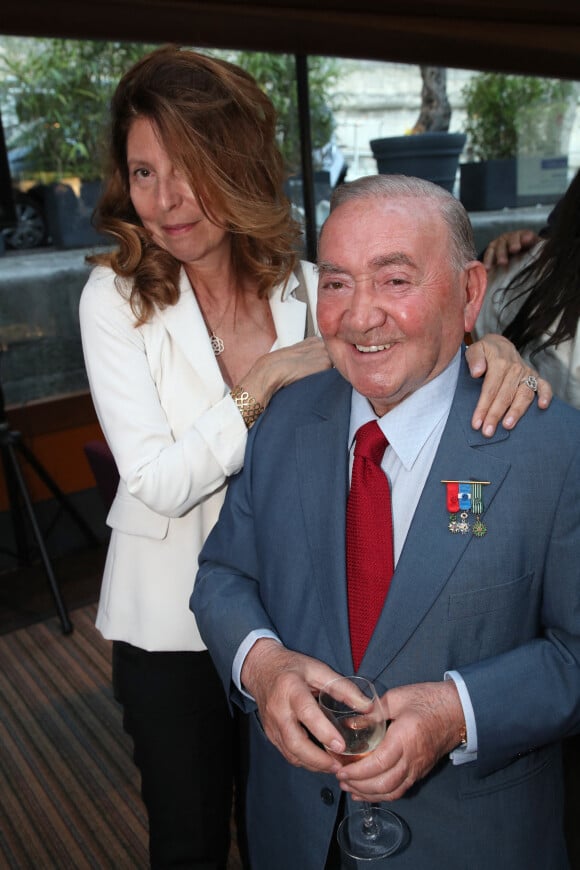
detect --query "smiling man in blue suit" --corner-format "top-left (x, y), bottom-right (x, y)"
top-left (191, 175), bottom-right (580, 870)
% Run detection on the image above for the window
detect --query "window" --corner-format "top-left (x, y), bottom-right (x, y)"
top-left (0, 37), bottom-right (578, 406)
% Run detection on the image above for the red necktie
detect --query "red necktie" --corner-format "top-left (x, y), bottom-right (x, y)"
top-left (346, 420), bottom-right (394, 671)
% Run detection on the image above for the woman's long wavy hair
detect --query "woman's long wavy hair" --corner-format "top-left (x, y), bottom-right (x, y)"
top-left (89, 45), bottom-right (301, 323)
top-left (500, 169), bottom-right (580, 358)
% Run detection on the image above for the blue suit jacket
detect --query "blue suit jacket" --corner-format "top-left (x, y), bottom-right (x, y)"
top-left (192, 357), bottom-right (580, 870)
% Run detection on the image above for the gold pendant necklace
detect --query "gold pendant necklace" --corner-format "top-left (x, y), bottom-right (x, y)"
top-left (202, 296), bottom-right (233, 357)
top-left (209, 332), bottom-right (225, 356)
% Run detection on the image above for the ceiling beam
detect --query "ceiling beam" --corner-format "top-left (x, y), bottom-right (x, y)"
top-left (2, 2), bottom-right (580, 79)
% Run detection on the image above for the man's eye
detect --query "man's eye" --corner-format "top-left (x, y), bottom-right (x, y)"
top-left (381, 277), bottom-right (408, 288)
top-left (320, 280), bottom-right (345, 293)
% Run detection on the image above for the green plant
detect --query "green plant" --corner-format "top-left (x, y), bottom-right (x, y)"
top-left (229, 51), bottom-right (339, 174)
top-left (461, 72), bottom-right (576, 161)
top-left (0, 37), bottom-right (156, 180)
top-left (0, 39), bottom-right (340, 183)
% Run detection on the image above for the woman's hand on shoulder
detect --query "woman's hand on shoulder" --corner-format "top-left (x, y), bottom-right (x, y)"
top-left (239, 337), bottom-right (332, 408)
top-left (466, 333), bottom-right (552, 436)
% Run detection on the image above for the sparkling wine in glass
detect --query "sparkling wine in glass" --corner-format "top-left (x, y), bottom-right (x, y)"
top-left (319, 675), bottom-right (405, 861)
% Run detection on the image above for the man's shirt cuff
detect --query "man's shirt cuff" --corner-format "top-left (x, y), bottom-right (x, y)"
top-left (445, 670), bottom-right (478, 765)
top-left (233, 629), bottom-right (281, 699)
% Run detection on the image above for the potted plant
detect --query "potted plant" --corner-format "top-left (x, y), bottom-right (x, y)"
top-left (460, 72), bottom-right (575, 211)
top-left (370, 67), bottom-right (466, 194)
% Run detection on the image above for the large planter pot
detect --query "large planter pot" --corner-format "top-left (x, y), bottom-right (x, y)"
top-left (460, 156), bottom-right (569, 212)
top-left (369, 132), bottom-right (466, 194)
top-left (459, 159), bottom-right (517, 211)
top-left (43, 180), bottom-right (108, 249)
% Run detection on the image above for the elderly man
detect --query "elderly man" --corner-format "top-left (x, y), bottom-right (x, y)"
top-left (191, 175), bottom-right (580, 870)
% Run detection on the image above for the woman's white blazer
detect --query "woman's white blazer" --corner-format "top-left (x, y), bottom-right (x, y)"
top-left (79, 262), bottom-right (318, 651)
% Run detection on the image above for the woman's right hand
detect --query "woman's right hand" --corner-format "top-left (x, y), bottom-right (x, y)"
top-left (241, 337), bottom-right (333, 407)
top-left (482, 228), bottom-right (541, 270)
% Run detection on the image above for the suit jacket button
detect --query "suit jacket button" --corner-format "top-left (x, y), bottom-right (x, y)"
top-left (320, 787), bottom-right (335, 805)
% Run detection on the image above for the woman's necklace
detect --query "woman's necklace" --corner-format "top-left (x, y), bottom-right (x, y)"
top-left (209, 328), bottom-right (225, 357)
top-left (203, 296), bottom-right (233, 357)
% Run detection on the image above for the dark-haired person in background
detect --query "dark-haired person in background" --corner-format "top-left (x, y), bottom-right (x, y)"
top-left (475, 170), bottom-right (580, 408)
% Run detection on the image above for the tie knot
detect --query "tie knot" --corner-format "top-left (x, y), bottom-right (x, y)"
top-left (354, 420), bottom-right (387, 465)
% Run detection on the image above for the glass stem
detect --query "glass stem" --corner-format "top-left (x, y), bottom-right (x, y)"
top-left (361, 801), bottom-right (379, 836)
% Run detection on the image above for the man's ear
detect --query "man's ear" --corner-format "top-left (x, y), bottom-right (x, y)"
top-left (462, 260), bottom-right (488, 333)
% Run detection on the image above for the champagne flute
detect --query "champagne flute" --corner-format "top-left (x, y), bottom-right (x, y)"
top-left (319, 675), bottom-right (405, 861)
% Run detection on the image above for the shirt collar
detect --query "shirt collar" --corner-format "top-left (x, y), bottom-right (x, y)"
top-left (349, 349), bottom-right (461, 470)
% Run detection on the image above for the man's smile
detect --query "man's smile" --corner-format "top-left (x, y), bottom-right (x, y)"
top-left (355, 343), bottom-right (393, 353)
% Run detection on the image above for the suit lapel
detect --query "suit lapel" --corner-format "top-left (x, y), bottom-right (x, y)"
top-left (295, 374), bottom-right (355, 675)
top-left (360, 366), bottom-right (513, 679)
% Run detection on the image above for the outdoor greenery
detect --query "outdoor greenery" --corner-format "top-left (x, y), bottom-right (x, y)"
top-left (0, 38), bottom-right (156, 180)
top-left (0, 37), bottom-right (339, 183)
top-left (224, 51), bottom-right (339, 174)
top-left (462, 72), bottom-right (577, 161)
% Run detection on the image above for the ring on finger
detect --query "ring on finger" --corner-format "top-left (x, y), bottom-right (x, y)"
top-left (520, 374), bottom-right (538, 393)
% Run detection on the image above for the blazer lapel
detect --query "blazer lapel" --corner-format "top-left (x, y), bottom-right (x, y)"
top-left (361, 366), bottom-right (513, 679)
top-left (157, 270), bottom-right (225, 403)
top-left (269, 270), bottom-right (309, 346)
top-left (295, 374), bottom-right (355, 675)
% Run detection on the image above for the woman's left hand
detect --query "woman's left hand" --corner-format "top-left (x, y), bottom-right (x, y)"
top-left (466, 334), bottom-right (552, 437)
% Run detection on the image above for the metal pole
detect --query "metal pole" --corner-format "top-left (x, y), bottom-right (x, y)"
top-left (294, 54), bottom-right (317, 264)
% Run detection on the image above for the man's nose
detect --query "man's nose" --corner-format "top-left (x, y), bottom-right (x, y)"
top-left (347, 278), bottom-right (386, 330)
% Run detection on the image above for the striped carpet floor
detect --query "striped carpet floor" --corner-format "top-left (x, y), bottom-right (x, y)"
top-left (0, 603), bottom-right (149, 868)
top-left (0, 602), bottom-right (244, 869)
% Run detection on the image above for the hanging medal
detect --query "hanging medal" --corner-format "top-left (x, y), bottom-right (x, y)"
top-left (457, 483), bottom-right (472, 534)
top-left (442, 480), bottom-right (490, 537)
top-left (471, 481), bottom-right (487, 537)
top-left (446, 481), bottom-right (460, 533)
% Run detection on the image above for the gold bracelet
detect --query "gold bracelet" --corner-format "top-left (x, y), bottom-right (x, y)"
top-left (230, 385), bottom-right (265, 429)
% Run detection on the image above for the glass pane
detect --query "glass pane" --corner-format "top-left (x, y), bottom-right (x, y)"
top-left (0, 36), bottom-right (157, 406)
top-left (322, 58), bottom-right (579, 251)
top-left (1, 38), bottom-right (579, 406)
